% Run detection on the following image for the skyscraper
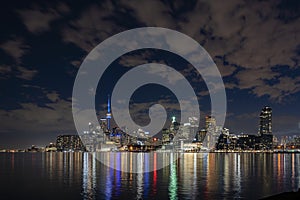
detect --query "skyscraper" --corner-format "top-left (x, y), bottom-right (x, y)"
top-left (188, 117), bottom-right (199, 139)
top-left (197, 129), bottom-right (207, 143)
top-left (258, 106), bottom-right (273, 150)
top-left (204, 115), bottom-right (217, 149)
top-left (205, 115), bottom-right (216, 131)
top-left (258, 106), bottom-right (272, 135)
top-left (106, 95), bottom-right (112, 132)
top-left (170, 116), bottom-right (180, 132)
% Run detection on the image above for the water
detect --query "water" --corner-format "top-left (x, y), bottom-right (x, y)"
top-left (0, 152), bottom-right (299, 199)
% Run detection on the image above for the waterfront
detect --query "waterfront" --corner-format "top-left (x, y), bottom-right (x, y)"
top-left (1, 152), bottom-right (300, 199)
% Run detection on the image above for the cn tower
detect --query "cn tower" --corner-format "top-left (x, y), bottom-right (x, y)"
top-left (106, 95), bottom-right (112, 131)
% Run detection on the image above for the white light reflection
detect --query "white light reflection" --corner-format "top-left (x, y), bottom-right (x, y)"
top-left (235, 154), bottom-right (241, 198)
top-left (82, 153), bottom-right (89, 198)
top-left (69, 152), bottom-right (73, 182)
top-left (169, 153), bottom-right (178, 200)
top-left (63, 152), bottom-right (67, 184)
top-left (105, 153), bottom-right (113, 199)
top-left (136, 153), bottom-right (144, 199)
top-left (296, 154), bottom-right (300, 190)
top-left (82, 152), bottom-right (97, 200)
top-left (223, 154), bottom-right (229, 195)
top-left (192, 153), bottom-right (197, 199)
top-left (49, 152), bottom-right (53, 180)
top-left (292, 153), bottom-right (295, 190)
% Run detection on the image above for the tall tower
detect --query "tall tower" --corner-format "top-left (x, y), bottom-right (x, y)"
top-left (106, 95), bottom-right (112, 132)
top-left (170, 116), bottom-right (179, 132)
top-left (205, 115), bottom-right (217, 149)
top-left (258, 106), bottom-right (272, 135)
top-left (205, 115), bottom-right (216, 132)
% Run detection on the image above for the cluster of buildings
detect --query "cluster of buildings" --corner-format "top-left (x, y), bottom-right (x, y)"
top-left (216, 106), bottom-right (274, 151)
top-left (214, 107), bottom-right (300, 152)
top-left (2, 99), bottom-right (300, 153)
top-left (55, 96), bottom-right (161, 152)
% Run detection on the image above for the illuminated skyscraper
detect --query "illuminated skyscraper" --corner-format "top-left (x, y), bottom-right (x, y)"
top-left (170, 116), bottom-right (180, 132)
top-left (204, 115), bottom-right (217, 149)
top-left (188, 117), bottom-right (199, 138)
top-left (106, 95), bottom-right (112, 132)
top-left (258, 106), bottom-right (272, 135)
top-left (205, 115), bottom-right (216, 131)
top-left (258, 106), bottom-right (273, 150)
top-left (198, 129), bottom-right (207, 143)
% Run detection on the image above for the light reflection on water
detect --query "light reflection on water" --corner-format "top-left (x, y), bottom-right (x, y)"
top-left (0, 152), bottom-right (300, 199)
top-left (169, 153), bottom-right (177, 200)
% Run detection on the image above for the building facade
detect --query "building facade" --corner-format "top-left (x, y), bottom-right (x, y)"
top-left (259, 106), bottom-right (272, 135)
top-left (56, 135), bottom-right (85, 151)
top-left (258, 106), bottom-right (273, 150)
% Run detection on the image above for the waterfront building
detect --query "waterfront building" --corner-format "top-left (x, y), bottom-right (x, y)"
top-left (56, 135), bottom-right (85, 151)
top-left (237, 134), bottom-right (259, 150)
top-left (45, 143), bottom-right (57, 152)
top-left (162, 128), bottom-right (171, 144)
top-left (110, 127), bottom-right (129, 146)
top-left (216, 133), bottom-right (260, 151)
top-left (294, 136), bottom-right (300, 145)
top-left (26, 145), bottom-right (44, 152)
top-left (258, 106), bottom-right (272, 135)
top-left (259, 134), bottom-right (273, 150)
top-left (258, 106), bottom-right (273, 150)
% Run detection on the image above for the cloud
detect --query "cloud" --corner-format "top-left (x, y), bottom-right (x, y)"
top-left (46, 91), bottom-right (60, 102)
top-left (16, 66), bottom-right (38, 80)
top-left (0, 39), bottom-right (37, 80)
top-left (0, 38), bottom-right (29, 63)
top-left (16, 3), bottom-right (70, 34)
top-left (0, 65), bottom-right (37, 80)
top-left (122, 0), bottom-right (175, 28)
top-left (234, 67), bottom-right (300, 102)
top-left (70, 60), bottom-right (82, 68)
top-left (0, 65), bottom-right (38, 81)
top-left (118, 51), bottom-right (155, 67)
top-left (62, 2), bottom-right (123, 52)
top-left (177, 0), bottom-right (299, 68)
top-left (198, 1), bottom-right (300, 101)
top-left (0, 98), bottom-right (74, 134)
top-left (59, 0), bottom-right (300, 102)
top-left (0, 65), bottom-right (12, 79)
top-left (213, 57), bottom-right (237, 77)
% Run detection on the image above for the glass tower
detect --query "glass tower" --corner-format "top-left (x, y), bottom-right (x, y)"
top-left (258, 106), bottom-right (272, 135)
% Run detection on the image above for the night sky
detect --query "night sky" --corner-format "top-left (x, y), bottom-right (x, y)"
top-left (1, 0), bottom-right (300, 149)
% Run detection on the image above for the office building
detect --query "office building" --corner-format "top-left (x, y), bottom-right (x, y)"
top-left (258, 106), bottom-right (273, 150)
top-left (56, 135), bottom-right (85, 151)
top-left (258, 106), bottom-right (272, 135)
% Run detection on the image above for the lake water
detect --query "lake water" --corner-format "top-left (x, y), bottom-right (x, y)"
top-left (0, 152), bottom-right (299, 199)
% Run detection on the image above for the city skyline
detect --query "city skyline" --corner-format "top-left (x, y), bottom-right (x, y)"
top-left (3, 104), bottom-right (299, 153)
top-left (2, 1), bottom-right (300, 200)
top-left (0, 0), bottom-right (300, 149)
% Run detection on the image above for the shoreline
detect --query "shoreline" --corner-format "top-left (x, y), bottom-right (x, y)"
top-left (262, 189), bottom-right (300, 199)
top-left (1, 150), bottom-right (300, 153)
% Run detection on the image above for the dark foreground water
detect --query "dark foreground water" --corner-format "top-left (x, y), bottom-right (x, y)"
top-left (0, 152), bottom-right (299, 200)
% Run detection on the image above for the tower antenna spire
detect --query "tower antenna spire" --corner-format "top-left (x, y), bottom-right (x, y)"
top-left (106, 95), bottom-right (112, 131)
top-left (107, 94), bottom-right (111, 113)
